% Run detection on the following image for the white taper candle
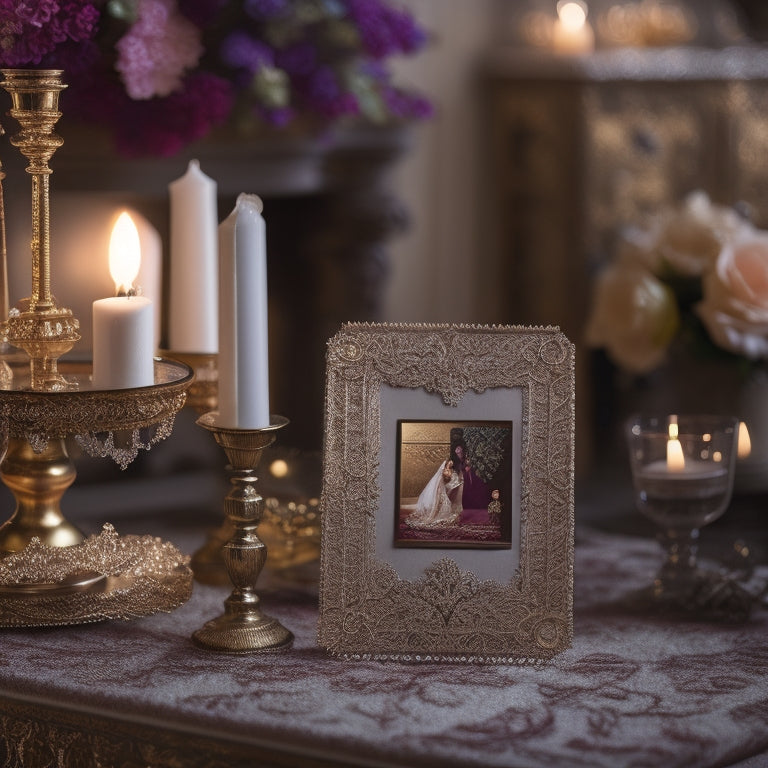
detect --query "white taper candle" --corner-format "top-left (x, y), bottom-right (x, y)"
top-left (168, 159), bottom-right (218, 353)
top-left (217, 193), bottom-right (270, 428)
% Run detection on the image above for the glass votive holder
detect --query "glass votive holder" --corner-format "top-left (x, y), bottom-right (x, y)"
top-left (625, 413), bottom-right (751, 621)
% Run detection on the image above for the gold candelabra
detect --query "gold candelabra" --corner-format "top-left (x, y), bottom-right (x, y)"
top-left (0, 70), bottom-right (193, 625)
top-left (193, 412), bottom-right (293, 653)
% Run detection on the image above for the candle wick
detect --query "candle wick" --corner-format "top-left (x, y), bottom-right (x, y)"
top-left (117, 286), bottom-right (138, 297)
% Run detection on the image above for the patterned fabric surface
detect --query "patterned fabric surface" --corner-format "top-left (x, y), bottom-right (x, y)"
top-left (0, 523), bottom-right (766, 768)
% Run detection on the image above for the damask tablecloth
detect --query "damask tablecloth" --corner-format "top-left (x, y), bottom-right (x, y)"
top-left (0, 518), bottom-right (766, 768)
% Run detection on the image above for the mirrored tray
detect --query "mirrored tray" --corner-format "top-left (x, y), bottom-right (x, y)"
top-left (0, 357), bottom-right (193, 440)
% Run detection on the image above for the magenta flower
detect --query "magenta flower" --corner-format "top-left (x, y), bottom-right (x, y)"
top-left (0, 0), bottom-right (100, 67)
top-left (111, 72), bottom-right (235, 157)
top-left (16, 0), bottom-right (57, 26)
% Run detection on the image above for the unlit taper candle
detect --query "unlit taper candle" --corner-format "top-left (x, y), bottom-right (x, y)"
top-left (217, 194), bottom-right (270, 428)
top-left (168, 159), bottom-right (218, 353)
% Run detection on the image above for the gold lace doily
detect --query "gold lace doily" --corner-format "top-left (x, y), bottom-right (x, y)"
top-left (0, 524), bottom-right (193, 628)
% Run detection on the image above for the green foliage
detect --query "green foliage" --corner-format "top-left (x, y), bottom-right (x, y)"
top-left (463, 427), bottom-right (507, 484)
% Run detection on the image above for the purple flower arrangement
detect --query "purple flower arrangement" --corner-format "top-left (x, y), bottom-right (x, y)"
top-left (0, 0), bottom-right (431, 157)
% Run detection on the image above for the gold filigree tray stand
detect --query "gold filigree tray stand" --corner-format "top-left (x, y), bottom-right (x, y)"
top-left (0, 358), bottom-right (194, 627)
top-left (0, 357), bottom-right (193, 553)
top-left (0, 69), bottom-right (194, 625)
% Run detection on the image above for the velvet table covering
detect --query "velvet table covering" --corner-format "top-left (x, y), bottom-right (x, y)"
top-left (0, 503), bottom-right (766, 768)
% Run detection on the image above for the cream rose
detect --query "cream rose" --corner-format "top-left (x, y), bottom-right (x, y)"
top-left (586, 260), bottom-right (679, 374)
top-left (697, 230), bottom-right (768, 359)
top-left (652, 191), bottom-right (748, 277)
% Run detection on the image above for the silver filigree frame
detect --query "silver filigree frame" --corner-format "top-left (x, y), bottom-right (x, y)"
top-left (319, 323), bottom-right (575, 663)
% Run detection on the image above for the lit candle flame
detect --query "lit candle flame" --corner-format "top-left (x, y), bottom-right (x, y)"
top-left (667, 416), bottom-right (685, 471)
top-left (738, 421), bottom-right (752, 459)
top-left (109, 211), bottom-right (141, 296)
top-left (557, 0), bottom-right (588, 30)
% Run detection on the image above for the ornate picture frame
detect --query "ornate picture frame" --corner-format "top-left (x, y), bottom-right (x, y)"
top-left (318, 323), bottom-right (575, 663)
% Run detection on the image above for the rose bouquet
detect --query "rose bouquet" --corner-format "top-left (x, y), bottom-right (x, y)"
top-left (0, 0), bottom-right (431, 157)
top-left (586, 191), bottom-right (768, 376)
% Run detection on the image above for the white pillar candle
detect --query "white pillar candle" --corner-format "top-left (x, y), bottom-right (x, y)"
top-left (14, 195), bottom-right (163, 359)
top-left (217, 193), bottom-right (270, 429)
top-left (168, 159), bottom-right (218, 353)
top-left (92, 212), bottom-right (154, 390)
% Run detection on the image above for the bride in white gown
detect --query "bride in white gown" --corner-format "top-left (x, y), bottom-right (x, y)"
top-left (406, 459), bottom-right (464, 528)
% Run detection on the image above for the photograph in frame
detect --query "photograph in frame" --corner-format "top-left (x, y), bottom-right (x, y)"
top-left (395, 420), bottom-right (514, 549)
top-left (319, 323), bottom-right (575, 663)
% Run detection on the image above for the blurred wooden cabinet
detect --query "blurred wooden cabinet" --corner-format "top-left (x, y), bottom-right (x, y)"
top-left (484, 45), bottom-right (768, 339)
top-left (483, 46), bottom-right (768, 467)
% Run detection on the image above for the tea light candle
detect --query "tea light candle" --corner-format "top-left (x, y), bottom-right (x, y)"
top-left (168, 159), bottom-right (218, 353)
top-left (217, 193), bottom-right (270, 429)
top-left (552, 0), bottom-right (595, 54)
top-left (636, 422), bottom-right (728, 508)
top-left (627, 414), bottom-right (737, 531)
top-left (639, 457), bottom-right (727, 481)
top-left (639, 419), bottom-right (727, 481)
top-left (92, 212), bottom-right (154, 389)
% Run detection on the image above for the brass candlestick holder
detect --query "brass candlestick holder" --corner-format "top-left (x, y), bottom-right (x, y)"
top-left (160, 350), bottom-right (217, 414)
top-left (1, 69), bottom-right (79, 391)
top-left (193, 412), bottom-right (293, 653)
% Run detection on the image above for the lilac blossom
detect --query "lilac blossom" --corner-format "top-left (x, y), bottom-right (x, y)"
top-left (383, 86), bottom-right (433, 120)
top-left (274, 40), bottom-right (317, 78)
top-left (0, 0), bottom-right (431, 156)
top-left (221, 31), bottom-right (274, 72)
top-left (345, 0), bottom-right (427, 58)
top-left (258, 104), bottom-right (294, 128)
top-left (244, 0), bottom-right (288, 21)
top-left (115, 0), bottom-right (203, 99)
top-left (300, 66), bottom-right (358, 119)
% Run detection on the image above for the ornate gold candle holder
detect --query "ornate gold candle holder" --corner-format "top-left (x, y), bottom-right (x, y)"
top-left (1, 69), bottom-right (79, 391)
top-left (0, 69), bottom-right (195, 626)
top-left (193, 412), bottom-right (293, 653)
